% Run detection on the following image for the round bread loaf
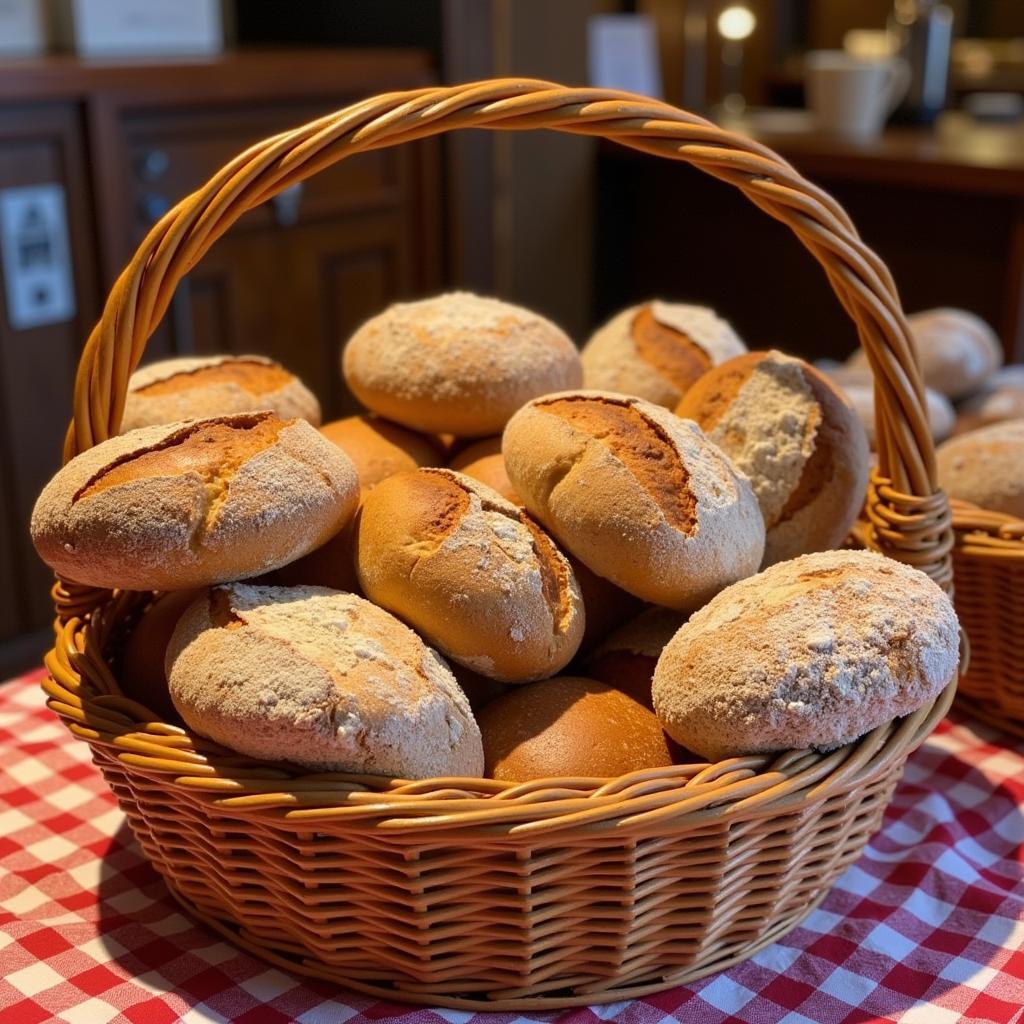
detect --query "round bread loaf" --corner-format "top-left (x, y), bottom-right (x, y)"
top-left (477, 676), bottom-right (674, 782)
top-left (955, 365), bottom-right (1024, 434)
top-left (121, 588), bottom-right (202, 721)
top-left (448, 436), bottom-right (521, 504)
top-left (936, 419), bottom-right (1024, 517)
top-left (31, 412), bottom-right (359, 591)
top-left (587, 607), bottom-right (687, 708)
top-left (342, 292), bottom-right (582, 437)
top-left (502, 390), bottom-right (765, 610)
top-left (676, 350), bottom-right (870, 566)
top-left (652, 549), bottom-right (959, 761)
top-left (356, 469), bottom-right (584, 682)
top-left (320, 414), bottom-right (443, 492)
top-left (581, 301), bottom-right (746, 408)
top-left (847, 308), bottom-right (1002, 399)
top-left (167, 583), bottom-right (483, 778)
top-left (120, 355), bottom-right (321, 432)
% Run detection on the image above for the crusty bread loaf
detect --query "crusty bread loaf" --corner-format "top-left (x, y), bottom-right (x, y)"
top-left (586, 606), bottom-right (687, 708)
top-left (652, 550), bottom-right (959, 761)
top-left (121, 355), bottom-right (321, 431)
top-left (847, 308), bottom-right (1002, 399)
top-left (320, 414), bottom-right (443, 492)
top-left (167, 583), bottom-right (483, 778)
top-left (121, 588), bottom-right (202, 721)
top-left (677, 350), bottom-right (870, 566)
top-left (31, 412), bottom-right (359, 591)
top-left (342, 292), bottom-right (583, 437)
top-left (356, 469), bottom-right (584, 682)
top-left (477, 676), bottom-right (674, 782)
top-left (936, 419), bottom-right (1024, 517)
top-left (502, 390), bottom-right (765, 610)
top-left (955, 365), bottom-right (1024, 434)
top-left (581, 301), bottom-right (746, 408)
top-left (448, 436), bottom-right (521, 504)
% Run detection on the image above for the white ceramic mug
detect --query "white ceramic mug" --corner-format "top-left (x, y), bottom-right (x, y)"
top-left (805, 51), bottom-right (910, 139)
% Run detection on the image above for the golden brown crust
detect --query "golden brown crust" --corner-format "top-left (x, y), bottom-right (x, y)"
top-left (477, 676), bottom-right (675, 781)
top-left (631, 305), bottom-right (710, 394)
top-left (135, 359), bottom-right (293, 396)
top-left (31, 413), bottom-right (360, 591)
top-left (355, 468), bottom-right (584, 682)
top-left (319, 415), bottom-right (443, 492)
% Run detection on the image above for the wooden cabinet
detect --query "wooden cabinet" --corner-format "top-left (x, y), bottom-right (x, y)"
top-left (0, 50), bottom-right (442, 676)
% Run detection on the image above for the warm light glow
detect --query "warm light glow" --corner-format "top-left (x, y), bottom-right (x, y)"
top-left (718, 5), bottom-right (756, 42)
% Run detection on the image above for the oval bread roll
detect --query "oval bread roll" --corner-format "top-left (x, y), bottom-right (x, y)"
top-left (502, 390), bottom-right (765, 610)
top-left (121, 355), bottom-right (321, 432)
top-left (847, 308), bottom-right (1002, 399)
top-left (31, 412), bottom-right (359, 591)
top-left (581, 301), bottom-right (746, 408)
top-left (167, 583), bottom-right (483, 778)
top-left (677, 350), bottom-right (870, 566)
top-left (955, 365), bottom-right (1024, 434)
top-left (342, 292), bottom-right (583, 437)
top-left (477, 676), bottom-right (674, 782)
top-left (936, 419), bottom-right (1024, 517)
top-left (319, 414), bottom-right (443, 492)
top-left (652, 550), bottom-right (960, 761)
top-left (356, 469), bottom-right (584, 682)
top-left (448, 436), bottom-right (521, 504)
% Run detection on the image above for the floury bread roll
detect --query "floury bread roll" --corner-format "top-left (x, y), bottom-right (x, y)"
top-left (356, 469), bottom-right (584, 682)
top-left (502, 391), bottom-right (765, 610)
top-left (676, 350), bottom-right (870, 566)
top-left (121, 355), bottom-right (321, 432)
top-left (448, 436), bottom-right (521, 504)
top-left (936, 420), bottom-right (1024, 517)
top-left (581, 301), bottom-right (746, 408)
top-left (167, 584), bottom-right (483, 778)
top-left (847, 308), bottom-right (1002, 399)
top-left (320, 414), bottom-right (444, 492)
top-left (477, 676), bottom-right (674, 782)
top-left (652, 550), bottom-right (959, 761)
top-left (342, 292), bottom-right (583, 436)
top-left (31, 412), bottom-right (359, 591)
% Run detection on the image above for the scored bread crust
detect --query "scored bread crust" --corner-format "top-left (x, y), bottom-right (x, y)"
top-left (580, 302), bottom-right (746, 408)
top-left (677, 350), bottom-right (870, 566)
top-left (651, 549), bottom-right (960, 761)
top-left (936, 419), bottom-right (1024, 517)
top-left (167, 583), bottom-right (484, 778)
top-left (355, 468), bottom-right (584, 683)
top-left (31, 412), bottom-right (359, 591)
top-left (121, 355), bottom-right (322, 431)
top-left (502, 390), bottom-right (765, 610)
top-left (341, 292), bottom-right (583, 437)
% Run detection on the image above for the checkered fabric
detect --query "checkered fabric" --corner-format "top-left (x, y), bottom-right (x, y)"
top-left (1, 670), bottom-right (1022, 1024)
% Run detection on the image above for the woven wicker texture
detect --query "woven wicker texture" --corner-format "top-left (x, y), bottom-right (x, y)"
top-left (41, 80), bottom-right (957, 1008)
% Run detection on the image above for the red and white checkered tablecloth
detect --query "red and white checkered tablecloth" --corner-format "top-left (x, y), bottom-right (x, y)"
top-left (1, 669), bottom-right (1022, 1024)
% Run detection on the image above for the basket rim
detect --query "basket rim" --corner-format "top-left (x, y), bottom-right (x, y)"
top-left (951, 498), bottom-right (1024, 556)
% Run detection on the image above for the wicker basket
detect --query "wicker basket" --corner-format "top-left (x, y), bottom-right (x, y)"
top-left (42, 79), bottom-right (958, 1010)
top-left (950, 500), bottom-right (1024, 737)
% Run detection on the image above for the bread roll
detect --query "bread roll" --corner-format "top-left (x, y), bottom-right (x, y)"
top-left (936, 420), bottom-right (1024, 517)
top-left (652, 550), bottom-right (959, 761)
top-left (167, 583), bottom-right (483, 778)
top-left (502, 390), bottom-right (765, 610)
top-left (320, 415), bottom-right (443, 492)
top-left (676, 350), bottom-right (870, 566)
top-left (120, 588), bottom-right (202, 721)
top-left (587, 607), bottom-right (687, 708)
top-left (477, 676), bottom-right (674, 782)
top-left (121, 355), bottom-right (320, 432)
top-left (955, 365), bottom-right (1024, 434)
top-left (448, 436), bottom-right (521, 504)
top-left (581, 301), bottom-right (746, 408)
top-left (342, 292), bottom-right (582, 437)
top-left (356, 469), bottom-right (584, 682)
top-left (847, 308), bottom-right (1002, 399)
top-left (31, 412), bottom-right (359, 591)
top-left (824, 367), bottom-right (955, 446)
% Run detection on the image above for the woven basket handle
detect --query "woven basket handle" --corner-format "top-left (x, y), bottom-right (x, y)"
top-left (61, 78), bottom-right (952, 589)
